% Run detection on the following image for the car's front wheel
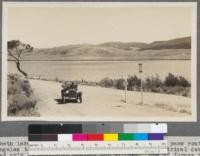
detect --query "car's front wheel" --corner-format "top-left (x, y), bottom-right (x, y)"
top-left (79, 96), bottom-right (82, 103)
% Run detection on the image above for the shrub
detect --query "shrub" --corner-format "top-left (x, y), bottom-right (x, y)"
top-left (151, 87), bottom-right (163, 93)
top-left (115, 78), bottom-right (125, 90)
top-left (8, 93), bottom-right (37, 114)
top-left (99, 77), bottom-right (114, 88)
top-left (144, 74), bottom-right (163, 90)
top-left (164, 73), bottom-right (190, 87)
top-left (163, 86), bottom-right (191, 97)
top-left (98, 73), bottom-right (190, 97)
top-left (178, 76), bottom-right (190, 87)
top-left (127, 75), bottom-right (140, 90)
top-left (7, 74), bottom-right (39, 116)
top-left (164, 73), bottom-right (179, 86)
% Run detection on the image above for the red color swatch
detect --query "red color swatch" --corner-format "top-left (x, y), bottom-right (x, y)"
top-left (87, 134), bottom-right (103, 141)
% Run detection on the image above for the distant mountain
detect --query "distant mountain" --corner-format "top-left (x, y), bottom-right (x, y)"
top-left (14, 36), bottom-right (191, 61)
top-left (139, 37), bottom-right (191, 50)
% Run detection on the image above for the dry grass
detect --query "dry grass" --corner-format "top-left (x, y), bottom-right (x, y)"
top-left (7, 74), bottom-right (40, 116)
top-left (155, 103), bottom-right (191, 115)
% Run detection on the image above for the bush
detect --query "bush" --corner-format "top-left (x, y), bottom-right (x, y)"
top-left (146, 74), bottom-right (163, 87)
top-left (98, 73), bottom-right (191, 97)
top-left (8, 93), bottom-right (37, 114)
top-left (7, 74), bottom-right (39, 116)
top-left (164, 73), bottom-right (179, 86)
top-left (127, 75), bottom-right (140, 90)
top-left (163, 86), bottom-right (191, 97)
top-left (178, 76), bottom-right (190, 87)
top-left (164, 73), bottom-right (190, 87)
top-left (151, 87), bottom-right (163, 93)
top-left (115, 78), bottom-right (125, 90)
top-left (99, 77), bottom-right (114, 88)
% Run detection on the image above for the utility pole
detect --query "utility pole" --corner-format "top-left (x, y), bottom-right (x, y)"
top-left (138, 63), bottom-right (143, 105)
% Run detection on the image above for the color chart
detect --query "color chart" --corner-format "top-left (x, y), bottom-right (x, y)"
top-left (28, 123), bottom-right (168, 155)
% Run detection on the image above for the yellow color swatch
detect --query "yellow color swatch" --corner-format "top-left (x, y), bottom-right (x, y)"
top-left (103, 133), bottom-right (118, 141)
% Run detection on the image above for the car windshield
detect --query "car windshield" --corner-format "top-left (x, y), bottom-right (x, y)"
top-left (61, 81), bottom-right (78, 89)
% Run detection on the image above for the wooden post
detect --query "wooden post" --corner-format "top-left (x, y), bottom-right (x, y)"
top-left (139, 63), bottom-right (143, 105)
top-left (140, 72), bottom-right (143, 105)
top-left (124, 73), bottom-right (128, 103)
top-left (125, 79), bottom-right (127, 103)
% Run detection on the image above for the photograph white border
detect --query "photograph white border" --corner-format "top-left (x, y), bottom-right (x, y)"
top-left (1, 2), bottom-right (197, 122)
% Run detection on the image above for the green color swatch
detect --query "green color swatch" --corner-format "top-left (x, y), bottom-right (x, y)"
top-left (118, 133), bottom-right (134, 140)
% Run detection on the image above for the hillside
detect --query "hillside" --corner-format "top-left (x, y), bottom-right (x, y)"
top-left (13, 36), bottom-right (191, 61)
top-left (140, 37), bottom-right (191, 50)
top-left (99, 42), bottom-right (148, 50)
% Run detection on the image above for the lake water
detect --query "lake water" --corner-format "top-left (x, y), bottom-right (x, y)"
top-left (8, 60), bottom-right (191, 82)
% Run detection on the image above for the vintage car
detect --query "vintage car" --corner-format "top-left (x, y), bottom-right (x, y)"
top-left (61, 82), bottom-right (82, 103)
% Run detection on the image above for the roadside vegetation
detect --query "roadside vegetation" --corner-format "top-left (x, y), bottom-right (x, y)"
top-left (29, 73), bottom-right (190, 98)
top-left (99, 73), bottom-right (191, 97)
top-left (27, 73), bottom-right (191, 115)
top-left (7, 74), bottom-right (40, 116)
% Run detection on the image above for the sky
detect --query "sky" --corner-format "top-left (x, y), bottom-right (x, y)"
top-left (6, 4), bottom-right (193, 48)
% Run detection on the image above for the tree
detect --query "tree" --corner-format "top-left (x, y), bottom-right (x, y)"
top-left (8, 40), bottom-right (33, 77)
top-left (164, 73), bottom-right (178, 87)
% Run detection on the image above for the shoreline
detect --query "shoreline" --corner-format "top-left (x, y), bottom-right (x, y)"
top-left (8, 59), bottom-right (192, 62)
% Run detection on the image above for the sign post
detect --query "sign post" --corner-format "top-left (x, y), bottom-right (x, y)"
top-left (125, 80), bottom-right (127, 103)
top-left (138, 63), bottom-right (143, 105)
top-left (124, 73), bottom-right (128, 103)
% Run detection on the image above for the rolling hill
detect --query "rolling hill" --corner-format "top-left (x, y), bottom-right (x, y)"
top-left (13, 36), bottom-right (191, 61)
top-left (139, 36), bottom-right (191, 50)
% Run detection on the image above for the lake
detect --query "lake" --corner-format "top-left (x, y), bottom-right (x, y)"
top-left (8, 60), bottom-right (191, 82)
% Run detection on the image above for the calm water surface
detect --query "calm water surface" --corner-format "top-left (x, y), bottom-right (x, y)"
top-left (8, 60), bottom-right (191, 82)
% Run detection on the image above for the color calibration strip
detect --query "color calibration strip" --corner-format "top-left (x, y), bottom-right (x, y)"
top-left (28, 123), bottom-right (167, 141)
top-left (29, 124), bottom-right (167, 155)
top-left (29, 133), bottom-right (164, 141)
top-left (29, 123), bottom-right (167, 134)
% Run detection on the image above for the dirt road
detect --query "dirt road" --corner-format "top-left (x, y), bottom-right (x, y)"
top-left (30, 79), bottom-right (191, 118)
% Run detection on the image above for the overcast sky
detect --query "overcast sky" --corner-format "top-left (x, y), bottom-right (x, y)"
top-left (6, 5), bottom-right (193, 48)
